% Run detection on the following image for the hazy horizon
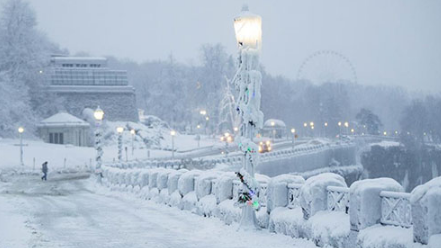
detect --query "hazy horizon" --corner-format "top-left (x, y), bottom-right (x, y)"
top-left (6, 0), bottom-right (441, 93)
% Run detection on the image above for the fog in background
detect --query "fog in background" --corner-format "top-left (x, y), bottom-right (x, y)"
top-left (8, 0), bottom-right (441, 92)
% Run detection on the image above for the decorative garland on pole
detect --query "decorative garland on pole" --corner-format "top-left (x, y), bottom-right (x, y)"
top-left (235, 168), bottom-right (260, 210)
top-left (95, 122), bottom-right (103, 179)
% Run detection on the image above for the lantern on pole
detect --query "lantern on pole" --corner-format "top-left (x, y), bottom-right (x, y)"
top-left (94, 106), bottom-right (104, 180)
top-left (232, 5), bottom-right (263, 230)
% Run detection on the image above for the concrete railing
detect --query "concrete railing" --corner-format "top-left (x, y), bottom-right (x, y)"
top-left (105, 142), bottom-right (351, 171)
top-left (101, 165), bottom-right (441, 247)
top-left (380, 191), bottom-right (412, 228)
top-left (326, 185), bottom-right (350, 213)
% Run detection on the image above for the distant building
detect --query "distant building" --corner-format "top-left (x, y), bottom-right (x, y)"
top-left (46, 56), bottom-right (138, 121)
top-left (37, 112), bottom-right (90, 147)
top-left (262, 119), bottom-right (287, 139)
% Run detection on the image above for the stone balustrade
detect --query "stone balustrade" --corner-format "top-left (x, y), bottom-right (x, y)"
top-left (101, 165), bottom-right (440, 247)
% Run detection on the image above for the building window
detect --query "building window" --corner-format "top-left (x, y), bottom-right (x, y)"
top-left (49, 132), bottom-right (64, 144)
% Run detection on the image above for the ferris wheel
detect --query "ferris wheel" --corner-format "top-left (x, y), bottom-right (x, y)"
top-left (297, 50), bottom-right (357, 85)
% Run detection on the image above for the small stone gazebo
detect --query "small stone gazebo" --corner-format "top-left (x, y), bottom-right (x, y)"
top-left (262, 119), bottom-right (286, 139)
top-left (37, 112), bottom-right (90, 147)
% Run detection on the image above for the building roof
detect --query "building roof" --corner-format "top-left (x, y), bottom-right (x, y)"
top-left (263, 119), bottom-right (286, 128)
top-left (38, 112), bottom-right (90, 127)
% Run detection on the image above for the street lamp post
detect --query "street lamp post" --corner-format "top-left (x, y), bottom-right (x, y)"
top-left (94, 107), bottom-right (104, 180)
top-left (196, 125), bottom-right (201, 147)
top-left (18, 127), bottom-right (24, 166)
top-left (170, 130), bottom-right (176, 158)
top-left (130, 129), bottom-right (135, 157)
top-left (344, 122), bottom-right (349, 135)
top-left (116, 127), bottom-right (124, 161)
top-left (233, 5), bottom-right (263, 230)
top-left (338, 121), bottom-right (342, 137)
top-left (291, 128), bottom-right (296, 150)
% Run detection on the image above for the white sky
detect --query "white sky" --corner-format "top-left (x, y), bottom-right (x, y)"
top-left (9, 0), bottom-right (441, 92)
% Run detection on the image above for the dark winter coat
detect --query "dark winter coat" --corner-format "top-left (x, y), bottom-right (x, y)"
top-left (42, 163), bottom-right (48, 173)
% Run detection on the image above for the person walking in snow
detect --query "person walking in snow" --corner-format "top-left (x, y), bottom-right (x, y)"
top-left (41, 161), bottom-right (48, 181)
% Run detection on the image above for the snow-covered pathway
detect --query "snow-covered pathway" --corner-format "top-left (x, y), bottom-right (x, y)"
top-left (0, 174), bottom-right (318, 248)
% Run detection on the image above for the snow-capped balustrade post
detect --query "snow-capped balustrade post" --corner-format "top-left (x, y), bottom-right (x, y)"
top-left (410, 176), bottom-right (441, 245)
top-left (327, 185), bottom-right (350, 213)
top-left (379, 191), bottom-right (412, 228)
top-left (266, 175), bottom-right (305, 213)
top-left (232, 5), bottom-right (264, 230)
top-left (94, 106), bottom-right (105, 182)
top-left (299, 173), bottom-right (347, 220)
top-left (349, 178), bottom-right (404, 232)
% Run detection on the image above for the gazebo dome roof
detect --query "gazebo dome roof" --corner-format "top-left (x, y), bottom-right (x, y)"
top-left (263, 119), bottom-right (286, 128)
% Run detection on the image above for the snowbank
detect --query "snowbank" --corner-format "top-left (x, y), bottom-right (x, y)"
top-left (304, 211), bottom-right (350, 247)
top-left (357, 224), bottom-right (413, 248)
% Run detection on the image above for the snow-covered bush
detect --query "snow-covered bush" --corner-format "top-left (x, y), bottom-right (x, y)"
top-left (349, 178), bottom-right (403, 231)
top-left (299, 173), bottom-right (347, 220)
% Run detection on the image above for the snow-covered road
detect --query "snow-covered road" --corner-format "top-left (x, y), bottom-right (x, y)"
top-left (0, 173), bottom-right (318, 248)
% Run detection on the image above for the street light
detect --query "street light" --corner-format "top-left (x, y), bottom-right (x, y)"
top-left (18, 127), bottom-right (24, 166)
top-left (291, 128), bottom-right (296, 150)
top-left (200, 110), bottom-right (207, 116)
top-left (94, 106), bottom-right (104, 180)
top-left (233, 4), bottom-right (263, 229)
top-left (116, 127), bottom-right (124, 161)
top-left (170, 130), bottom-right (176, 158)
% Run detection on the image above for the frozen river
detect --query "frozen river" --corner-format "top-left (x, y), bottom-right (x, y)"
top-left (0, 173), bottom-right (317, 248)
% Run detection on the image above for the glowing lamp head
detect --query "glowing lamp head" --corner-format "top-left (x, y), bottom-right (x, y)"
top-left (200, 110), bottom-right (207, 116)
top-left (130, 129), bottom-right (135, 135)
top-left (351, 128), bottom-right (355, 133)
top-left (303, 123), bottom-right (307, 127)
top-left (224, 132), bottom-right (230, 137)
top-left (221, 137), bottom-right (225, 141)
top-left (94, 106), bottom-right (104, 121)
top-left (18, 127), bottom-right (24, 133)
top-left (170, 130), bottom-right (176, 136)
top-left (291, 128), bottom-right (295, 134)
top-left (116, 127), bottom-right (124, 134)
top-left (270, 121), bottom-right (275, 126)
top-left (344, 122), bottom-right (349, 127)
top-left (197, 125), bottom-right (201, 129)
top-left (310, 122), bottom-right (314, 126)
top-left (383, 131), bottom-right (387, 136)
top-left (234, 5), bottom-right (262, 50)
top-left (324, 122), bottom-right (328, 127)
top-left (227, 136), bottom-right (232, 142)
top-left (338, 122), bottom-right (342, 126)
top-left (205, 116), bottom-right (209, 121)
top-left (234, 127), bottom-right (238, 132)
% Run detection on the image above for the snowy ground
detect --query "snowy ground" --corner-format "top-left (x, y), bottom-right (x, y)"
top-left (0, 135), bottom-right (219, 171)
top-left (0, 173), bottom-right (318, 248)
